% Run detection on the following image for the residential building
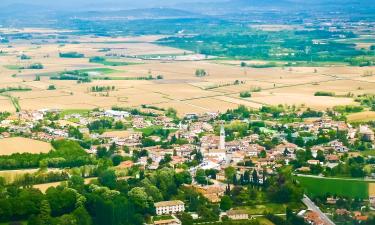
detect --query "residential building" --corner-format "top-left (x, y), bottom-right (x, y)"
top-left (155, 201), bottom-right (185, 215)
top-left (226, 210), bottom-right (249, 220)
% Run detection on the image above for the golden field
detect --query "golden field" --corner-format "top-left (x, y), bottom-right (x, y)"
top-left (0, 137), bottom-right (53, 155)
top-left (0, 29), bottom-right (374, 116)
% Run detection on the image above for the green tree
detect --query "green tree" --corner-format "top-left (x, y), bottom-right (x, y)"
top-left (39, 200), bottom-right (52, 225)
top-left (98, 169), bottom-right (117, 189)
top-left (220, 195), bottom-right (233, 211)
top-left (195, 169), bottom-right (207, 185)
top-left (224, 167), bottom-right (236, 183)
top-left (128, 187), bottom-right (151, 210)
top-left (179, 212), bottom-right (193, 225)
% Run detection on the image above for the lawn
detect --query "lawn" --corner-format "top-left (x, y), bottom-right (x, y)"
top-left (295, 175), bottom-right (370, 198)
top-left (60, 109), bottom-right (91, 117)
top-left (257, 217), bottom-right (276, 225)
top-left (75, 68), bottom-right (119, 74)
top-left (153, 215), bottom-right (174, 221)
top-left (233, 202), bottom-right (303, 215)
top-left (360, 150), bottom-right (375, 157)
top-left (4, 65), bottom-right (22, 70)
top-left (0, 221), bottom-right (27, 225)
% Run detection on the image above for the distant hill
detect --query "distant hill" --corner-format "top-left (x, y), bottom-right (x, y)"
top-left (73, 8), bottom-right (203, 20)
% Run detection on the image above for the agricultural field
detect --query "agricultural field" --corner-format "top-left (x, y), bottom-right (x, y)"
top-left (0, 29), bottom-right (374, 116)
top-left (295, 175), bottom-right (373, 199)
top-left (0, 137), bottom-right (53, 155)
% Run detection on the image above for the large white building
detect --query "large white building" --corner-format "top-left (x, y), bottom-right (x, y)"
top-left (155, 200), bottom-right (185, 215)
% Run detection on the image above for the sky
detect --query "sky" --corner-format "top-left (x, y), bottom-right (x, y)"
top-left (1, 0), bottom-right (223, 9)
top-left (1, 0), bottom-right (373, 12)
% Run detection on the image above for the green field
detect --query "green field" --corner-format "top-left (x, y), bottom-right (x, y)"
top-left (4, 65), bottom-right (22, 70)
top-left (60, 109), bottom-right (91, 117)
top-left (75, 68), bottom-right (119, 74)
top-left (234, 202), bottom-right (303, 215)
top-left (295, 176), bottom-right (370, 198)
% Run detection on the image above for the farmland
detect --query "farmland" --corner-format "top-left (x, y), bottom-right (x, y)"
top-left (295, 175), bottom-right (372, 199)
top-left (0, 28), bottom-right (374, 117)
top-left (0, 137), bottom-right (53, 155)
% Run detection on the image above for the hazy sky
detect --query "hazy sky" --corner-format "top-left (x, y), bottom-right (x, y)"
top-left (1, 0), bottom-right (373, 12)
top-left (2, 0), bottom-right (223, 9)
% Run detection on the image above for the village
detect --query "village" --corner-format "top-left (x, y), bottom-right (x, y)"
top-left (1, 105), bottom-right (375, 225)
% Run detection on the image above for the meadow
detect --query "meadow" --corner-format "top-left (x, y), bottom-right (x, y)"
top-left (295, 175), bottom-right (371, 199)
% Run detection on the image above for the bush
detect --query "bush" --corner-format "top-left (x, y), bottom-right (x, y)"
top-left (47, 85), bottom-right (56, 90)
top-left (240, 91), bottom-right (251, 98)
top-left (59, 52), bottom-right (85, 58)
top-left (314, 91), bottom-right (335, 96)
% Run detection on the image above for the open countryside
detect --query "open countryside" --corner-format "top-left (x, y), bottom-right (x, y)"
top-left (1, 1), bottom-right (375, 225)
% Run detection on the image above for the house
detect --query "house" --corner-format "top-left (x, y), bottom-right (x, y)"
top-left (326, 197), bottom-right (338, 204)
top-left (155, 201), bottom-right (185, 215)
top-left (226, 210), bottom-right (249, 220)
top-left (154, 217), bottom-right (181, 225)
top-left (304, 211), bottom-right (325, 225)
top-left (274, 142), bottom-right (298, 154)
top-left (326, 154), bottom-right (339, 163)
top-left (246, 144), bottom-right (265, 157)
top-left (359, 125), bottom-right (374, 142)
top-left (205, 149), bottom-right (226, 161)
top-left (307, 160), bottom-right (320, 165)
top-left (174, 144), bottom-right (195, 158)
top-left (369, 183), bottom-right (375, 207)
top-left (328, 140), bottom-right (348, 153)
top-left (335, 209), bottom-right (350, 216)
top-left (297, 167), bottom-right (311, 173)
top-left (117, 160), bottom-right (134, 169)
top-left (198, 159), bottom-right (221, 170)
top-left (104, 110), bottom-right (130, 120)
top-left (195, 185), bottom-right (225, 203)
top-left (353, 211), bottom-right (368, 221)
top-left (216, 171), bottom-right (226, 181)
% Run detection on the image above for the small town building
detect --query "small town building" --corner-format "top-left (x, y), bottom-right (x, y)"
top-left (155, 201), bottom-right (185, 215)
top-left (226, 210), bottom-right (249, 220)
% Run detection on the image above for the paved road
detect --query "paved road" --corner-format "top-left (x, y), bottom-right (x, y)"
top-left (302, 194), bottom-right (335, 225)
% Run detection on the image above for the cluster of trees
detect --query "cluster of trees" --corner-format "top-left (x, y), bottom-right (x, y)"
top-left (0, 163), bottom-right (196, 225)
top-left (47, 85), bottom-right (56, 90)
top-left (0, 140), bottom-right (95, 170)
top-left (355, 94), bottom-right (375, 111)
top-left (28, 63), bottom-right (44, 70)
top-left (59, 52), bottom-right (85, 58)
top-left (51, 70), bottom-right (91, 83)
top-left (87, 119), bottom-right (114, 133)
top-left (239, 91), bottom-right (251, 98)
top-left (0, 86), bottom-right (32, 94)
top-left (333, 105), bottom-right (363, 114)
top-left (90, 86), bottom-right (115, 92)
top-left (159, 29), bottom-right (365, 63)
top-left (314, 91), bottom-right (335, 97)
top-left (20, 54), bottom-right (31, 60)
top-left (195, 69), bottom-right (207, 77)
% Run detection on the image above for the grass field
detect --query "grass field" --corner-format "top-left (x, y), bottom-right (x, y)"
top-left (60, 109), bottom-right (91, 117)
top-left (360, 150), bottom-right (375, 157)
top-left (233, 202), bottom-right (303, 215)
top-left (75, 68), bottom-right (119, 74)
top-left (295, 175), bottom-right (371, 198)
